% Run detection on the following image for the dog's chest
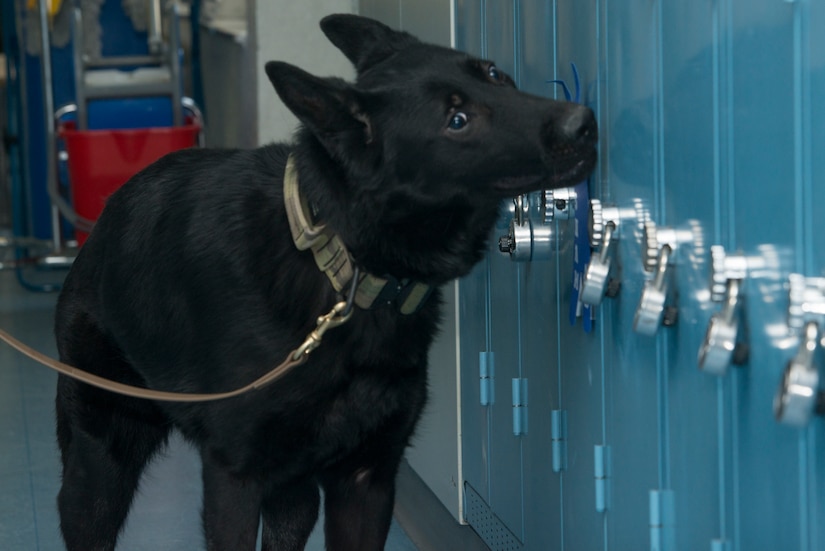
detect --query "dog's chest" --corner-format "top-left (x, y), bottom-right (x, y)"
top-left (223, 360), bottom-right (426, 479)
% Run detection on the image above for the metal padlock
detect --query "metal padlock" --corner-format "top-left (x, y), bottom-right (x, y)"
top-left (498, 194), bottom-right (533, 261)
top-left (697, 246), bottom-right (751, 375)
top-left (580, 199), bottom-right (632, 306)
top-left (581, 220), bottom-right (616, 306)
top-left (633, 220), bottom-right (694, 336)
top-left (773, 274), bottom-right (825, 426)
top-left (698, 278), bottom-right (741, 375)
top-left (633, 243), bottom-right (672, 336)
top-left (640, 220), bottom-right (694, 274)
top-left (787, 273), bottom-right (825, 332)
top-left (774, 321), bottom-right (822, 427)
top-left (542, 187), bottom-right (577, 223)
top-left (499, 189), bottom-right (575, 262)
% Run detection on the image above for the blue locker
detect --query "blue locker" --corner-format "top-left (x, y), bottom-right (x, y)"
top-left (455, 1), bottom-right (825, 550)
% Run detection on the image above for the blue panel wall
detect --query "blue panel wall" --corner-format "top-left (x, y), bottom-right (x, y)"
top-left (455, 1), bottom-right (825, 550)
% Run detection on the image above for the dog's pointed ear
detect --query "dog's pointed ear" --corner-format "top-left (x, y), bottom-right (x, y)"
top-left (265, 61), bottom-right (373, 154)
top-left (320, 14), bottom-right (418, 73)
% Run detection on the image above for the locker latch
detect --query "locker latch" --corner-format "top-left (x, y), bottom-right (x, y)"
top-left (697, 246), bottom-right (754, 375)
top-left (633, 221), bottom-right (695, 336)
top-left (551, 410), bottom-right (567, 472)
top-left (594, 445), bottom-right (610, 513)
top-left (650, 489), bottom-right (676, 551)
top-left (512, 378), bottom-right (529, 436)
top-left (774, 274), bottom-right (825, 427)
top-left (479, 351), bottom-right (495, 406)
top-left (497, 188), bottom-right (576, 262)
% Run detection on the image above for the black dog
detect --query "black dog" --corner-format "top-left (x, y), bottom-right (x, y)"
top-left (54, 14), bottom-right (596, 551)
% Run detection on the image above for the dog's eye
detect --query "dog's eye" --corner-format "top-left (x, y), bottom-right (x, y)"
top-left (448, 112), bottom-right (469, 130)
top-left (488, 65), bottom-right (501, 81)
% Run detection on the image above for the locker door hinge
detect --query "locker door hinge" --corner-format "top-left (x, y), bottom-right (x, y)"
top-left (594, 445), bottom-right (611, 512)
top-left (512, 378), bottom-right (528, 436)
top-left (479, 351), bottom-right (495, 406)
top-left (650, 489), bottom-right (676, 551)
top-left (711, 539), bottom-right (732, 551)
top-left (551, 410), bottom-right (567, 472)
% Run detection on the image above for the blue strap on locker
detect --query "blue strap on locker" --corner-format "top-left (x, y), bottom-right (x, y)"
top-left (550, 63), bottom-right (594, 333)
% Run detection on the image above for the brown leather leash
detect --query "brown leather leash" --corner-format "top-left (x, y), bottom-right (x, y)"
top-left (0, 157), bottom-right (373, 403)
top-left (0, 300), bottom-right (353, 403)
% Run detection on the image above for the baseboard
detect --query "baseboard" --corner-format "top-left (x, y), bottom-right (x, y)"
top-left (394, 460), bottom-right (490, 551)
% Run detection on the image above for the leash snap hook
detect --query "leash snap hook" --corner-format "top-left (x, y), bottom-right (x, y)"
top-left (292, 301), bottom-right (353, 360)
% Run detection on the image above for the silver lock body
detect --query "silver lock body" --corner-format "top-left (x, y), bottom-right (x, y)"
top-left (697, 246), bottom-right (756, 376)
top-left (773, 274), bottom-right (825, 427)
top-left (633, 244), bottom-right (672, 336)
top-left (581, 220), bottom-right (616, 306)
top-left (774, 321), bottom-right (821, 427)
top-left (499, 189), bottom-right (576, 262)
top-left (698, 278), bottom-right (741, 375)
top-left (580, 200), bottom-right (639, 306)
top-left (633, 220), bottom-right (695, 336)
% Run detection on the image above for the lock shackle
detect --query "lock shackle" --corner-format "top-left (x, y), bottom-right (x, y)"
top-left (598, 221), bottom-right (617, 264)
top-left (798, 320), bottom-right (820, 362)
top-left (719, 278), bottom-right (741, 325)
top-left (652, 244), bottom-right (673, 290)
top-left (514, 195), bottom-right (527, 226)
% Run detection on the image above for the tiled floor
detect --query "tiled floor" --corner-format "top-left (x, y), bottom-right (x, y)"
top-left (0, 269), bottom-right (418, 550)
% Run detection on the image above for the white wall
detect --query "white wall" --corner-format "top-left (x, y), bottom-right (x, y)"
top-left (252, 0), bottom-right (358, 145)
top-left (360, 0), bottom-right (452, 47)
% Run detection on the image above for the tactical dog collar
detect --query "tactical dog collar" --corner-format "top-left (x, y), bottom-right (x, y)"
top-left (283, 154), bottom-right (433, 315)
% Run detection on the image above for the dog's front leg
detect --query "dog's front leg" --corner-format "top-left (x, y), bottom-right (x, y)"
top-left (260, 477), bottom-right (321, 551)
top-left (200, 452), bottom-right (263, 551)
top-left (321, 456), bottom-right (402, 551)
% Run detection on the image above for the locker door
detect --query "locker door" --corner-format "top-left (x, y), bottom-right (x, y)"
top-left (727, 3), bottom-right (819, 550)
top-left (457, 1), bottom-right (527, 547)
top-left (516, 6), bottom-right (568, 551)
top-left (551, 3), bottom-right (610, 551)
top-left (657, 3), bottom-right (723, 550)
top-left (599, 2), bottom-right (664, 549)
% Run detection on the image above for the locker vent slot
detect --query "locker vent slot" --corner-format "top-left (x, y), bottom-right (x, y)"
top-left (463, 482), bottom-right (524, 551)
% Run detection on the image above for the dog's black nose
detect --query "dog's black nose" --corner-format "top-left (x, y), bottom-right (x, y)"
top-left (560, 106), bottom-right (598, 147)
top-left (541, 105), bottom-right (598, 151)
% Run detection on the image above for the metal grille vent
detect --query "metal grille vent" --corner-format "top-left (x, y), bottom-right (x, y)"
top-left (464, 482), bottom-right (524, 551)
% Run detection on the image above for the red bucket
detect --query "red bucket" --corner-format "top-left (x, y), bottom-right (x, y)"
top-left (60, 121), bottom-right (200, 244)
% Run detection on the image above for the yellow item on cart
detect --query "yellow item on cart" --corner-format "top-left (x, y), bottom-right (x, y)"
top-left (26, 0), bottom-right (63, 18)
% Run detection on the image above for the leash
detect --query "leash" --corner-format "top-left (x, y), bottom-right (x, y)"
top-left (0, 157), bottom-right (368, 402)
top-left (0, 276), bottom-right (358, 403)
top-left (0, 151), bottom-right (432, 402)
